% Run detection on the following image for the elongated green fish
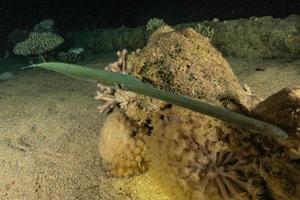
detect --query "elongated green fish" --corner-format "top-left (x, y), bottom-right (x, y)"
top-left (29, 62), bottom-right (288, 139)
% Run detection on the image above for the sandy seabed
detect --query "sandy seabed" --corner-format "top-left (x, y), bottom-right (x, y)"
top-left (0, 56), bottom-right (299, 200)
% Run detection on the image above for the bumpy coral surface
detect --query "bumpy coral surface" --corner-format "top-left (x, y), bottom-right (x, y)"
top-left (252, 86), bottom-right (300, 159)
top-left (252, 86), bottom-right (300, 134)
top-left (126, 26), bottom-right (251, 110)
top-left (98, 111), bottom-right (148, 177)
top-left (108, 25), bottom-right (254, 128)
top-left (250, 86), bottom-right (300, 200)
top-left (147, 106), bottom-right (260, 200)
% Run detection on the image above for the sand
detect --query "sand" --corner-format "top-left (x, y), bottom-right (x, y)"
top-left (0, 55), bottom-right (299, 200)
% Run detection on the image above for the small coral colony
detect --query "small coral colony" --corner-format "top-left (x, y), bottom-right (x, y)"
top-left (12, 18), bottom-right (300, 200)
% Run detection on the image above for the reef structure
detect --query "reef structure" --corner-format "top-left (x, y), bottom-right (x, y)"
top-left (96, 26), bottom-right (300, 200)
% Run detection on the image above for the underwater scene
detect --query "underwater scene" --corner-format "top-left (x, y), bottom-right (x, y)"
top-left (1, 1), bottom-right (300, 200)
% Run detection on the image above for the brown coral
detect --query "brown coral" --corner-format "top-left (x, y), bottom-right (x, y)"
top-left (126, 26), bottom-right (252, 110)
top-left (249, 86), bottom-right (300, 199)
top-left (251, 86), bottom-right (300, 159)
top-left (98, 111), bottom-right (148, 177)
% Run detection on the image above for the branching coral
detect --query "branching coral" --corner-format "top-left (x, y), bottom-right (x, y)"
top-left (95, 83), bottom-right (119, 113)
top-left (146, 18), bottom-right (166, 32)
top-left (13, 32), bottom-right (63, 57)
top-left (95, 49), bottom-right (132, 113)
top-left (97, 48), bottom-right (168, 124)
top-left (105, 49), bottom-right (129, 72)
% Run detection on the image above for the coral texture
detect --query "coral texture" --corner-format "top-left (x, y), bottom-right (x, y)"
top-left (13, 32), bottom-right (63, 56)
top-left (127, 26), bottom-right (251, 110)
top-left (97, 26), bottom-right (300, 200)
top-left (194, 23), bottom-right (215, 41)
top-left (98, 111), bottom-right (148, 177)
top-left (69, 15), bottom-right (300, 59)
top-left (252, 86), bottom-right (300, 159)
top-left (146, 18), bottom-right (166, 32)
top-left (250, 86), bottom-right (300, 200)
top-left (147, 106), bottom-right (260, 200)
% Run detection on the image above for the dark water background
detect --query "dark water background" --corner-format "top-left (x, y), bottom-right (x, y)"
top-left (0, 0), bottom-right (299, 48)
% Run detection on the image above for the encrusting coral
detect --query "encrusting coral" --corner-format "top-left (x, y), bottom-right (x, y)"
top-left (147, 106), bottom-right (260, 200)
top-left (126, 26), bottom-right (252, 111)
top-left (97, 26), bottom-right (300, 200)
top-left (98, 111), bottom-right (148, 177)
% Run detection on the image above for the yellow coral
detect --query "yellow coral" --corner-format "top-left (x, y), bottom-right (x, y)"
top-left (98, 110), bottom-right (148, 177)
top-left (147, 106), bottom-right (259, 200)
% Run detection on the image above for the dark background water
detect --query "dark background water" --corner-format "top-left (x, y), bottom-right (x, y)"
top-left (0, 0), bottom-right (300, 49)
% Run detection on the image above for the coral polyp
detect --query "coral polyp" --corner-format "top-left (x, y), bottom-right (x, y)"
top-left (185, 144), bottom-right (258, 200)
top-left (147, 106), bottom-right (259, 200)
top-left (98, 111), bottom-right (148, 177)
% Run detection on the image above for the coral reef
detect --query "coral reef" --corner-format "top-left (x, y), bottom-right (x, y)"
top-left (98, 111), bottom-right (148, 177)
top-left (68, 15), bottom-right (300, 59)
top-left (211, 15), bottom-right (300, 58)
top-left (13, 32), bottom-right (63, 57)
top-left (97, 26), bottom-right (300, 200)
top-left (8, 15), bottom-right (300, 61)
